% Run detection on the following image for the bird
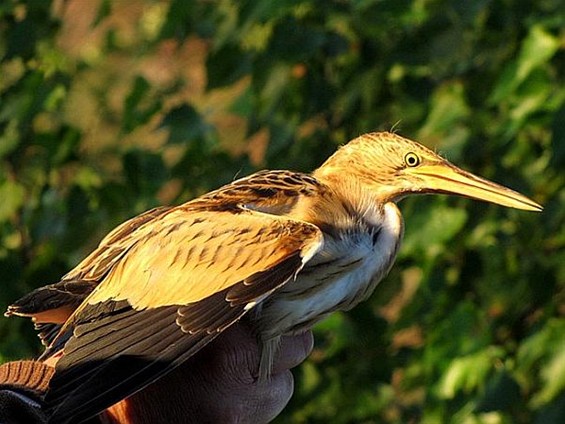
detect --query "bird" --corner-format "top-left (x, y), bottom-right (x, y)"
top-left (5, 131), bottom-right (542, 423)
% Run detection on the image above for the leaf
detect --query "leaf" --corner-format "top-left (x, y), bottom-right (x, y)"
top-left (93, 0), bottom-right (112, 26)
top-left (122, 76), bottom-right (162, 133)
top-left (160, 104), bottom-right (211, 144)
top-left (517, 319), bottom-right (565, 371)
top-left (475, 371), bottom-right (521, 413)
top-left (0, 119), bottom-right (20, 158)
top-left (158, 0), bottom-right (196, 40)
top-left (268, 17), bottom-right (326, 62)
top-left (515, 26), bottom-right (559, 87)
top-left (401, 203), bottom-right (468, 258)
top-left (531, 340), bottom-right (565, 407)
top-left (0, 180), bottom-right (25, 222)
top-left (534, 392), bottom-right (565, 424)
top-left (550, 104), bottom-right (565, 167)
top-left (420, 81), bottom-right (470, 134)
top-left (490, 25), bottom-right (559, 103)
top-left (438, 347), bottom-right (505, 399)
top-left (122, 150), bottom-right (168, 204)
top-left (206, 44), bottom-right (252, 89)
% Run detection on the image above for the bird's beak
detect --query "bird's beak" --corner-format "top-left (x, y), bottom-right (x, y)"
top-left (409, 162), bottom-right (543, 211)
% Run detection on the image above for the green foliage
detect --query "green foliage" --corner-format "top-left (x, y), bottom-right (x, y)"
top-left (1, 0), bottom-right (564, 422)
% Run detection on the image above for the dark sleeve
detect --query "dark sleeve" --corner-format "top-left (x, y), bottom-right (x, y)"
top-left (0, 360), bottom-right (53, 424)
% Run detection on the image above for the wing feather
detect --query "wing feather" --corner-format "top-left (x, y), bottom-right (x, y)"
top-left (80, 209), bottom-right (321, 309)
top-left (4, 170), bottom-right (326, 423)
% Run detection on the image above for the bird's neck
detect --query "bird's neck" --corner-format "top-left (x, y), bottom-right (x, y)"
top-left (291, 173), bottom-right (400, 234)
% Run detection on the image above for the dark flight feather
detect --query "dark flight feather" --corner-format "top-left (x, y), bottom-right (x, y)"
top-left (46, 252), bottom-right (304, 424)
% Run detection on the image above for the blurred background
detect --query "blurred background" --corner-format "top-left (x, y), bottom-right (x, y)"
top-left (0, 0), bottom-right (564, 422)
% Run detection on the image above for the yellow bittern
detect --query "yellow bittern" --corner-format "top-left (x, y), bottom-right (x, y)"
top-left (6, 132), bottom-right (541, 423)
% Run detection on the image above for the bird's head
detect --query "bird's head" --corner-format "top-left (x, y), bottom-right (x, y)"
top-left (315, 132), bottom-right (542, 211)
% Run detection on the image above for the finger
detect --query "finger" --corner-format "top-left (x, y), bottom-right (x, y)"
top-left (250, 370), bottom-right (294, 424)
top-left (271, 331), bottom-right (314, 374)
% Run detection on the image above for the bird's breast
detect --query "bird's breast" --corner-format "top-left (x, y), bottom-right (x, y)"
top-left (259, 203), bottom-right (404, 338)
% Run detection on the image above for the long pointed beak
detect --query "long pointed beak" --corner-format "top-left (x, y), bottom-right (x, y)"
top-left (410, 162), bottom-right (543, 212)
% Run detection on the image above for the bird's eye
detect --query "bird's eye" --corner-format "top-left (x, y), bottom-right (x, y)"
top-left (404, 152), bottom-right (420, 167)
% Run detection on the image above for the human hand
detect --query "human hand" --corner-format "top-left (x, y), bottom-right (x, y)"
top-left (103, 322), bottom-right (314, 424)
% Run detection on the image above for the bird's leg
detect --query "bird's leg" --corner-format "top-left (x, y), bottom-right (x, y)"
top-left (258, 335), bottom-right (281, 381)
top-left (243, 307), bottom-right (281, 381)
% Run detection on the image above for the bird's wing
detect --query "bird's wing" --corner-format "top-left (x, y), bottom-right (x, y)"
top-left (5, 280), bottom-right (97, 324)
top-left (45, 205), bottom-right (323, 424)
top-left (7, 169), bottom-right (320, 325)
top-left (6, 170), bottom-right (322, 359)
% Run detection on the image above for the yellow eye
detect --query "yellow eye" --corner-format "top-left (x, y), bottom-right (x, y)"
top-left (404, 152), bottom-right (420, 167)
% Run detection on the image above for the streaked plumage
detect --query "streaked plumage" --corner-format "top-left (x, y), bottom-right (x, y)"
top-left (5, 132), bottom-right (541, 423)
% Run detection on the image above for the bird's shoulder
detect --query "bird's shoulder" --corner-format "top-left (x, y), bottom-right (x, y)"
top-left (188, 169), bottom-right (326, 214)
